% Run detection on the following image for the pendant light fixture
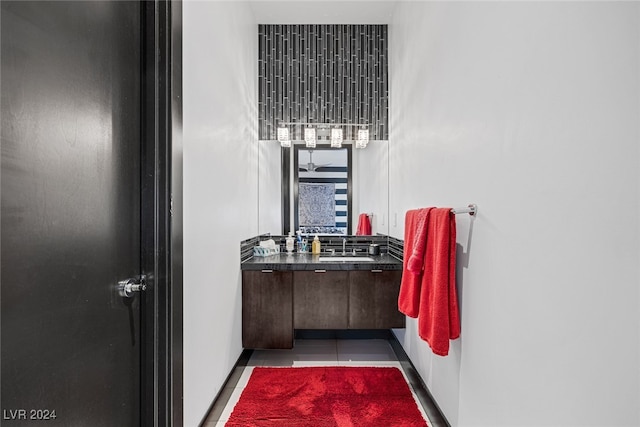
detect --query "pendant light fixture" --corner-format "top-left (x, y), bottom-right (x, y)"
top-left (330, 127), bottom-right (343, 148)
top-left (275, 123), bottom-right (372, 148)
top-left (277, 125), bottom-right (291, 147)
top-left (356, 127), bottom-right (369, 148)
top-left (304, 126), bottom-right (316, 148)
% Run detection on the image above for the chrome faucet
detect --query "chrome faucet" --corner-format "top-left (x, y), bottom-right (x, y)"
top-left (342, 238), bottom-right (346, 255)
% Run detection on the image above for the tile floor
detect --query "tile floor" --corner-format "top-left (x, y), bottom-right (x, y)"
top-left (201, 337), bottom-right (448, 427)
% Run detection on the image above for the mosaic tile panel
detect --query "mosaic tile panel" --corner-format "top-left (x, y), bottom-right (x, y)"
top-left (258, 25), bottom-right (389, 141)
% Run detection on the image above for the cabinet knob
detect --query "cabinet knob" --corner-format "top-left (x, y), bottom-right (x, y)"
top-left (261, 269), bottom-right (274, 273)
top-left (371, 269), bottom-right (383, 273)
top-left (314, 269), bottom-right (327, 273)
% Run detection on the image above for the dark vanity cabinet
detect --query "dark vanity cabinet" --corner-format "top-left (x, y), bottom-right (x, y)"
top-left (348, 270), bottom-right (405, 329)
top-left (242, 270), bottom-right (293, 349)
top-left (293, 270), bottom-right (349, 329)
top-left (242, 264), bottom-right (405, 349)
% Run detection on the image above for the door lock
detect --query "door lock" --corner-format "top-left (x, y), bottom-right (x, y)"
top-left (118, 276), bottom-right (147, 298)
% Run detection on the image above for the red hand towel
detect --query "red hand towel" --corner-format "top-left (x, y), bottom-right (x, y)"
top-left (355, 213), bottom-right (372, 235)
top-left (398, 209), bottom-right (431, 318)
top-left (407, 208), bottom-right (431, 273)
top-left (418, 208), bottom-right (460, 356)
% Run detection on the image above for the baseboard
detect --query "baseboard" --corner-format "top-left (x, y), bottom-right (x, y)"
top-left (198, 349), bottom-right (253, 427)
top-left (388, 334), bottom-right (452, 427)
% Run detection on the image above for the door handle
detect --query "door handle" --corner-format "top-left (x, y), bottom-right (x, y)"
top-left (118, 275), bottom-right (147, 298)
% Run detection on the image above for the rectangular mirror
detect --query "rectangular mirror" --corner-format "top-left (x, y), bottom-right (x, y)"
top-left (258, 140), bottom-right (389, 238)
top-left (295, 146), bottom-right (351, 235)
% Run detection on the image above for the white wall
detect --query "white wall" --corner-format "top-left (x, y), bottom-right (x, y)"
top-left (389, 2), bottom-right (640, 426)
top-left (183, 2), bottom-right (257, 425)
top-left (258, 141), bottom-right (282, 234)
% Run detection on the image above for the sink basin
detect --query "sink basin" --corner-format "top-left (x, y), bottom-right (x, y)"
top-left (318, 256), bottom-right (375, 262)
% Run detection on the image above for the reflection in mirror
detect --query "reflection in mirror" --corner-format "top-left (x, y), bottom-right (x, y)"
top-left (257, 140), bottom-right (389, 238)
top-left (352, 140), bottom-right (389, 237)
top-left (294, 146), bottom-right (351, 235)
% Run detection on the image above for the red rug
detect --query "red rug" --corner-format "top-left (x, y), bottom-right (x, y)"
top-left (226, 366), bottom-right (428, 427)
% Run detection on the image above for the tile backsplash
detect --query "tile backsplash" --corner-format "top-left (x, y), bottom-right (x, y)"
top-left (241, 234), bottom-right (403, 262)
top-left (258, 25), bottom-right (388, 141)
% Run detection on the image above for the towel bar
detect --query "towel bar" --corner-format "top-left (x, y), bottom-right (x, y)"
top-left (451, 204), bottom-right (477, 216)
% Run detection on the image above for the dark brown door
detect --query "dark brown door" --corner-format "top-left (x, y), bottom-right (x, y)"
top-left (242, 271), bottom-right (294, 349)
top-left (349, 270), bottom-right (406, 329)
top-left (2, 2), bottom-right (144, 425)
top-left (293, 271), bottom-right (349, 329)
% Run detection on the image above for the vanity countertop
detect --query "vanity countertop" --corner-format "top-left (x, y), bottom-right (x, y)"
top-left (241, 253), bottom-right (402, 271)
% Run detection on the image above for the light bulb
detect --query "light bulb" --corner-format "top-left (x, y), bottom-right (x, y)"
top-left (304, 127), bottom-right (316, 148)
top-left (356, 128), bottom-right (369, 148)
top-left (330, 128), bottom-right (343, 148)
top-left (277, 126), bottom-right (289, 142)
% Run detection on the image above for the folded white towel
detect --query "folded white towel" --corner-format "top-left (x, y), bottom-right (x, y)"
top-left (259, 239), bottom-right (276, 250)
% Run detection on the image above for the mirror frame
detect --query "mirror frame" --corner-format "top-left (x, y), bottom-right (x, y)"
top-left (281, 146), bottom-right (291, 234)
top-left (281, 144), bottom-right (353, 235)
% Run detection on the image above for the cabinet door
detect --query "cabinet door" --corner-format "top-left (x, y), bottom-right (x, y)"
top-left (293, 270), bottom-right (349, 329)
top-left (242, 270), bottom-right (293, 349)
top-left (349, 270), bottom-right (406, 329)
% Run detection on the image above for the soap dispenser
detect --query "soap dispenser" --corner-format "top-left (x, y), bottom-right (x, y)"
top-left (285, 232), bottom-right (295, 253)
top-left (312, 235), bottom-right (321, 254)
